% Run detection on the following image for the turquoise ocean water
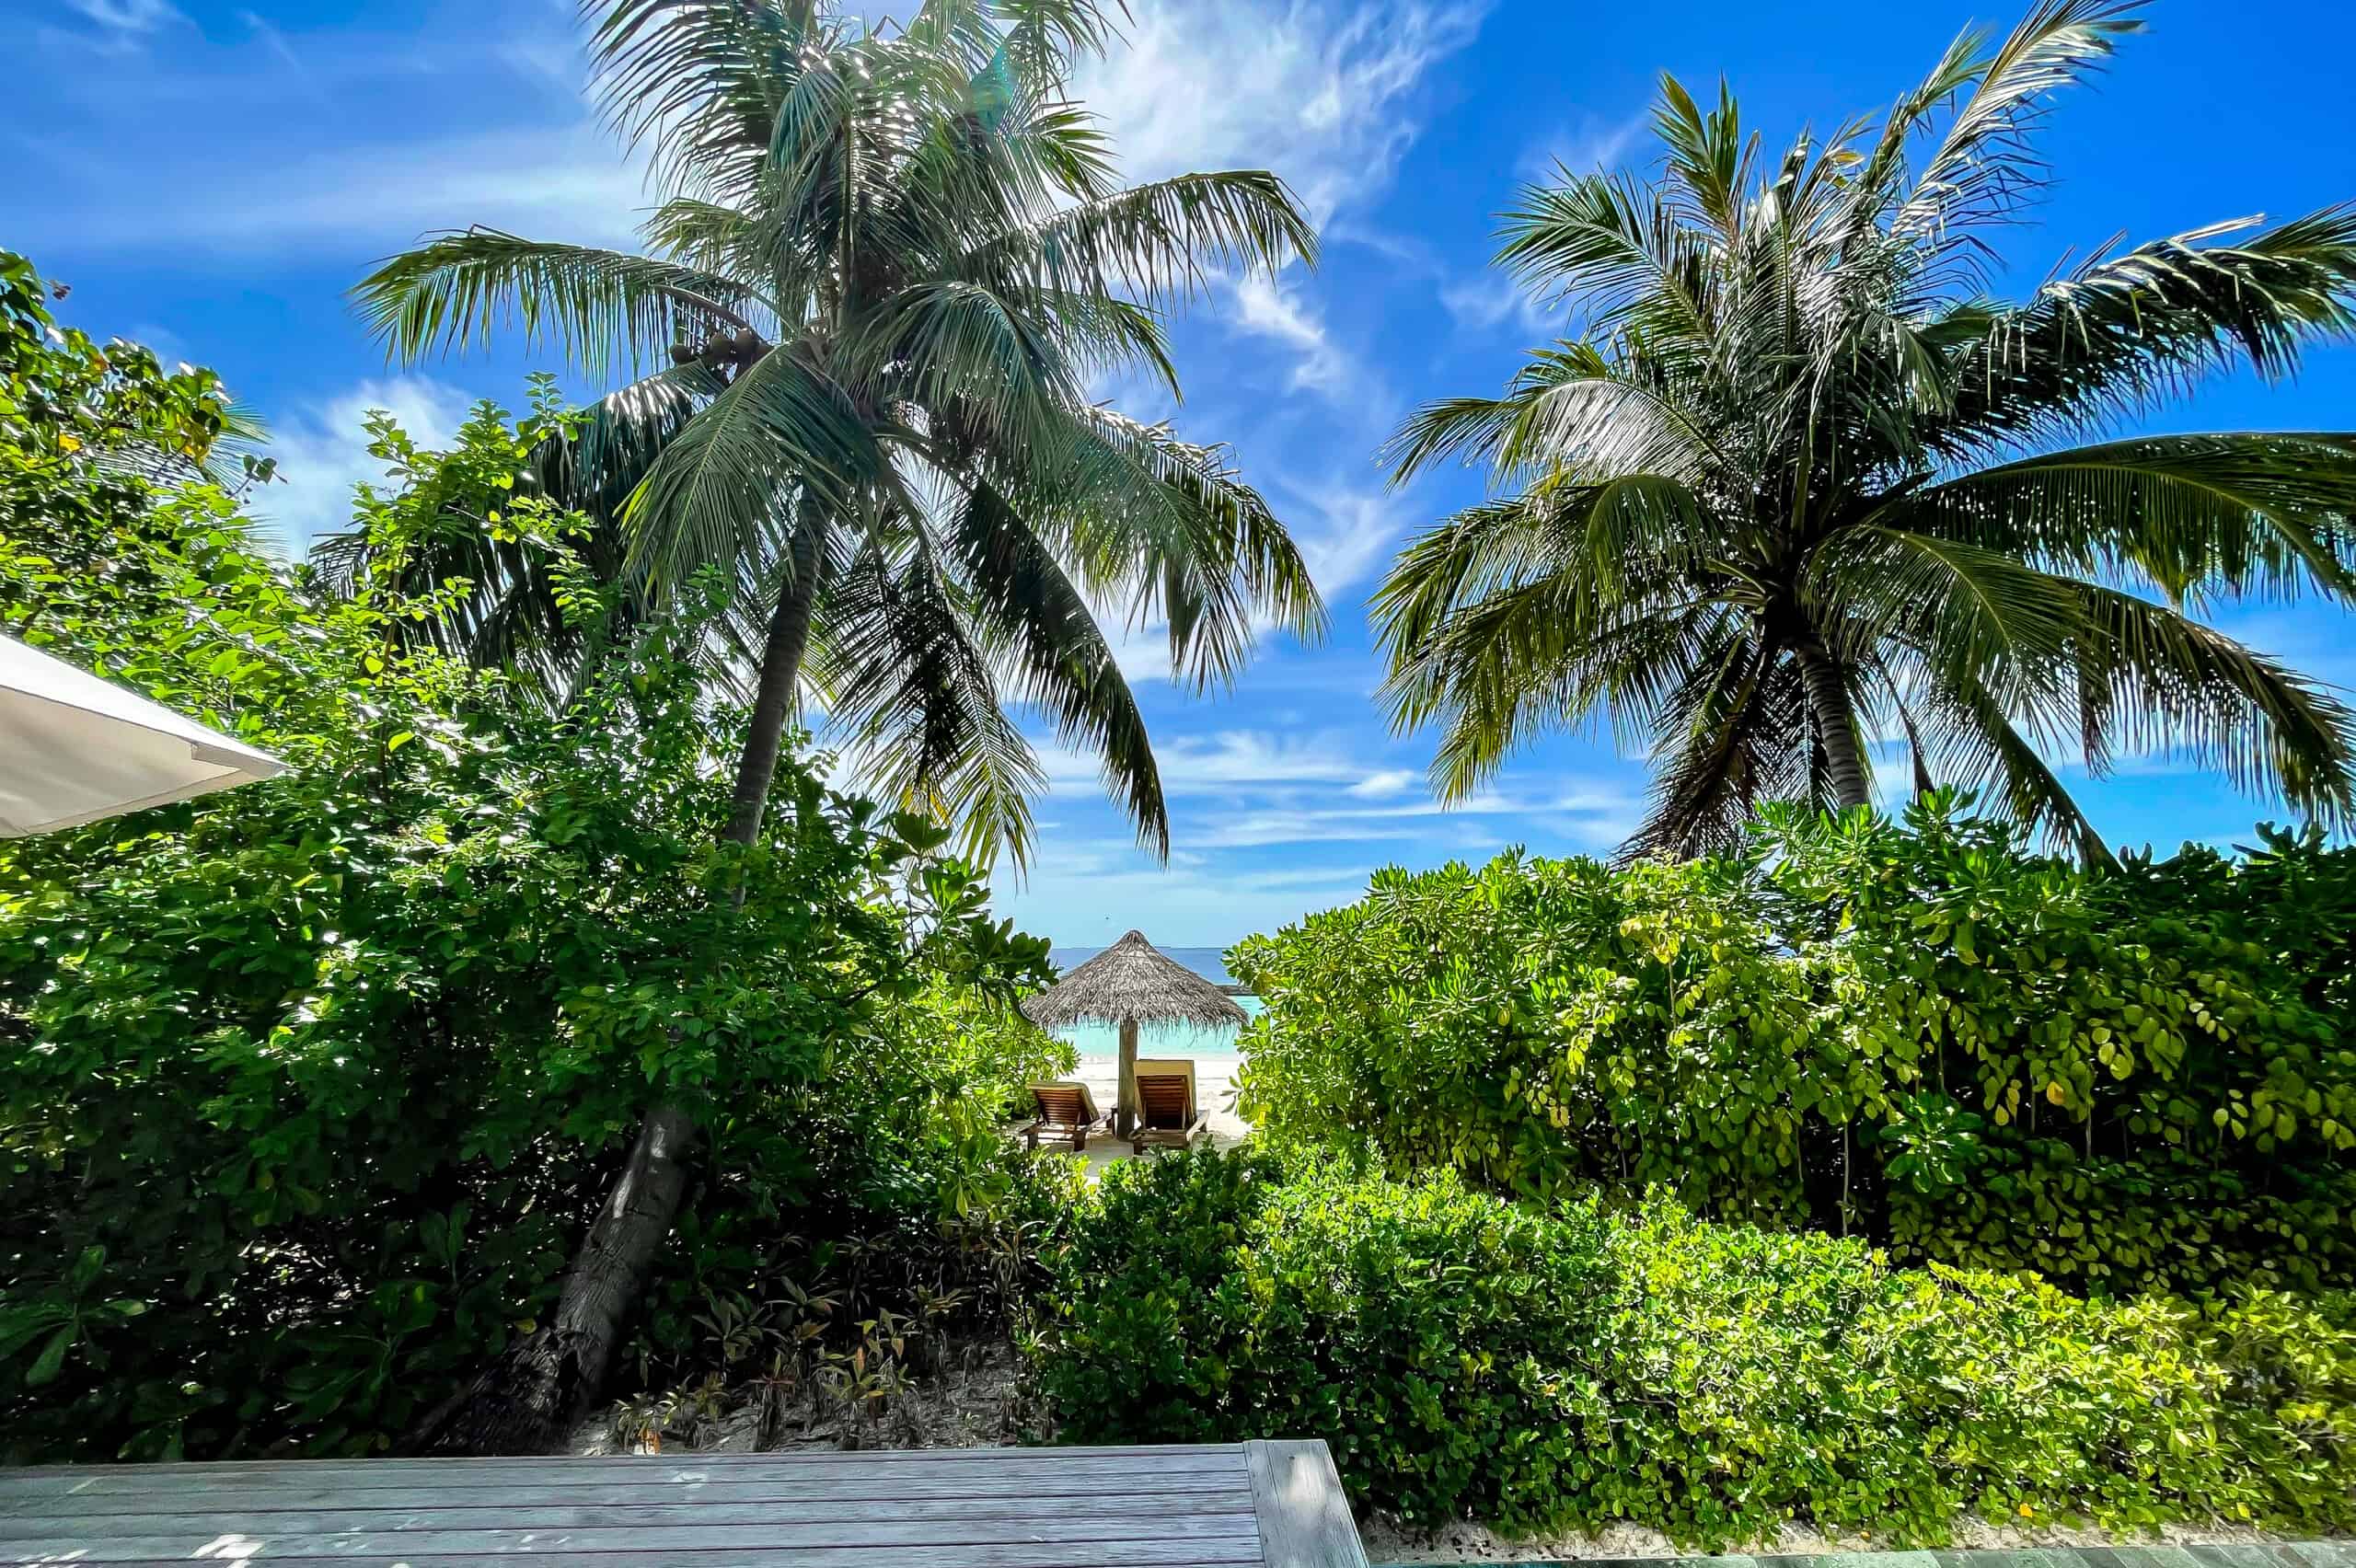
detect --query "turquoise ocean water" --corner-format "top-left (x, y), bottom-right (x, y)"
top-left (1043, 945), bottom-right (1262, 1060)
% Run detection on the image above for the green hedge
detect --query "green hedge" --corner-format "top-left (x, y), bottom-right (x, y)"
top-left (1036, 1148), bottom-right (2356, 1545)
top-left (1230, 799), bottom-right (2356, 1295)
top-left (0, 271), bottom-right (1066, 1461)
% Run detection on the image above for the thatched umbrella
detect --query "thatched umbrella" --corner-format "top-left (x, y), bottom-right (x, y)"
top-left (1022, 930), bottom-right (1246, 1137)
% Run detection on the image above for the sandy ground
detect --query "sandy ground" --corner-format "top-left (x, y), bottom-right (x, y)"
top-left (1064, 1052), bottom-right (1252, 1180)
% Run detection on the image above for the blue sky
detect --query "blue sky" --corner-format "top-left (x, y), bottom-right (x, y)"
top-left (14, 0), bottom-right (2356, 946)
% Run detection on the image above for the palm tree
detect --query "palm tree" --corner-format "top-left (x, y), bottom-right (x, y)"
top-left (353, 0), bottom-right (1322, 869)
top-left (349, 0), bottom-right (1322, 1450)
top-left (1377, 0), bottom-right (2356, 860)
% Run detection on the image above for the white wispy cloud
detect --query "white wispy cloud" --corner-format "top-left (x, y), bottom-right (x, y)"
top-left (1193, 790), bottom-right (1515, 848)
top-left (1520, 110), bottom-right (1651, 182)
top-left (52, 124), bottom-right (648, 254)
top-left (1041, 730), bottom-right (1367, 792)
top-left (1348, 768), bottom-right (1417, 799)
top-left (1000, 847), bottom-right (1377, 946)
top-left (1005, 716), bottom-right (1646, 940)
top-left (1078, 0), bottom-right (1489, 218)
top-left (1438, 272), bottom-right (1540, 333)
top-left (1437, 110), bottom-right (1650, 337)
top-left (1229, 274), bottom-right (1353, 398)
top-left (17, 10), bottom-right (647, 259)
top-left (251, 375), bottom-right (477, 552)
top-left (1077, 0), bottom-right (1487, 397)
top-left (1286, 482), bottom-right (1414, 599)
top-left (999, 762), bottom-right (1647, 940)
top-left (237, 8), bottom-right (317, 92)
top-left (63, 0), bottom-right (184, 44)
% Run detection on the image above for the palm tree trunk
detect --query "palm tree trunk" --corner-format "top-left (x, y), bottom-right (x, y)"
top-left (411, 514), bottom-right (829, 1456)
top-left (410, 1106), bottom-right (699, 1454)
top-left (725, 512), bottom-right (825, 847)
top-left (1796, 643), bottom-right (1872, 812)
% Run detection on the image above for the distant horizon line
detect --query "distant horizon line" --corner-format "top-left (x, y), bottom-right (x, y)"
top-left (1045, 941), bottom-right (1239, 956)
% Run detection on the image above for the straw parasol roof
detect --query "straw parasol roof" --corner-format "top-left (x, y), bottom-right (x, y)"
top-left (1022, 929), bottom-right (1247, 1031)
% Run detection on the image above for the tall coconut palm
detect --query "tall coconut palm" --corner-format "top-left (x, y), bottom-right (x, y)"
top-left (349, 0), bottom-right (1322, 1451)
top-left (1378, 0), bottom-right (2356, 861)
top-left (353, 0), bottom-right (1323, 869)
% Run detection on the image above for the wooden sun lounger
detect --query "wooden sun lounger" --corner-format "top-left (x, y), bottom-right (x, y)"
top-left (1132, 1058), bottom-right (1213, 1155)
top-left (1023, 1079), bottom-right (1102, 1150)
top-left (0, 1438), bottom-right (1370, 1567)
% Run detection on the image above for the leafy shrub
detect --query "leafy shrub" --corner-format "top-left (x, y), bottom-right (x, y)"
top-left (1232, 797), bottom-right (2356, 1295)
top-left (0, 264), bottom-right (1059, 1461)
top-left (610, 1141), bottom-right (1088, 1454)
top-left (1036, 1148), bottom-right (2356, 1545)
top-left (617, 981), bottom-right (1080, 1411)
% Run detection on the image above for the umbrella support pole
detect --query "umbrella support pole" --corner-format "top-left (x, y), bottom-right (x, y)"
top-left (1115, 1016), bottom-right (1139, 1140)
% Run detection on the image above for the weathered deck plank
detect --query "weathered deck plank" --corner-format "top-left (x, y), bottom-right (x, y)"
top-left (0, 1458), bottom-right (1250, 1512)
top-left (39, 1546), bottom-right (1270, 1568)
top-left (2, 1450), bottom-right (1245, 1495)
top-left (0, 1514), bottom-right (1265, 1560)
top-left (13, 1442), bottom-right (1244, 1478)
top-left (0, 1488), bottom-right (1253, 1525)
top-left (1245, 1440), bottom-right (1370, 1568)
top-left (0, 1439), bottom-right (1369, 1566)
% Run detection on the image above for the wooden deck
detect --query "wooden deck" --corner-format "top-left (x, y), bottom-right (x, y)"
top-left (0, 1438), bottom-right (1369, 1567)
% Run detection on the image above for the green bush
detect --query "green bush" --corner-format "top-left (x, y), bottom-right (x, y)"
top-left (1232, 799), bottom-right (2356, 1295)
top-left (1036, 1148), bottom-right (2356, 1545)
top-left (0, 259), bottom-right (1061, 1460)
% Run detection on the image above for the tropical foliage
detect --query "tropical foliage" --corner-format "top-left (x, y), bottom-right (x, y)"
top-left (0, 276), bottom-right (1064, 1459)
top-left (1378, 0), bottom-right (2356, 858)
top-left (1041, 1148), bottom-right (2356, 1545)
top-left (340, 0), bottom-right (1324, 1446)
top-left (352, 0), bottom-right (1324, 867)
top-left (0, 251), bottom-right (265, 566)
top-left (1231, 796), bottom-right (2356, 1295)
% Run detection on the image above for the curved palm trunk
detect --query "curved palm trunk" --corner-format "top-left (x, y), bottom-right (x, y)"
top-left (1796, 644), bottom-right (1873, 812)
top-left (724, 513), bottom-right (826, 847)
top-left (413, 514), bottom-right (829, 1455)
top-left (411, 1105), bottom-right (698, 1453)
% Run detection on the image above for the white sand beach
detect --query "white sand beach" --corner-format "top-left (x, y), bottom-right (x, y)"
top-left (1067, 1051), bottom-right (1252, 1177)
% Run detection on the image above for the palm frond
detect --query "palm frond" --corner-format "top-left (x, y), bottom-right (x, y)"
top-left (541, 362), bottom-right (728, 522)
top-left (1900, 432), bottom-right (2356, 603)
top-left (1907, 652), bottom-right (2112, 862)
top-left (1494, 172), bottom-right (1719, 350)
top-left (1385, 343), bottom-right (1727, 486)
top-left (960, 169), bottom-right (1317, 306)
top-left (1626, 630), bottom-right (1802, 859)
top-left (1376, 485), bottom-right (1717, 801)
top-left (2072, 582), bottom-right (2356, 823)
top-left (354, 232), bottom-right (771, 377)
top-left (943, 474), bottom-right (1169, 859)
top-left (1928, 206), bottom-right (2356, 456)
top-left (810, 535), bottom-right (1048, 868)
top-left (1651, 74), bottom-right (1757, 244)
top-left (996, 405), bottom-right (1325, 691)
top-left (623, 343), bottom-right (876, 589)
top-left (590, 0), bottom-right (832, 200)
top-left (1825, 526), bottom-right (2085, 701)
top-left (1888, 1), bottom-right (2144, 278)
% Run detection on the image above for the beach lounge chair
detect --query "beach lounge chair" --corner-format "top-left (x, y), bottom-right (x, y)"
top-left (1023, 1080), bottom-right (1102, 1150)
top-left (1131, 1058), bottom-right (1212, 1154)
